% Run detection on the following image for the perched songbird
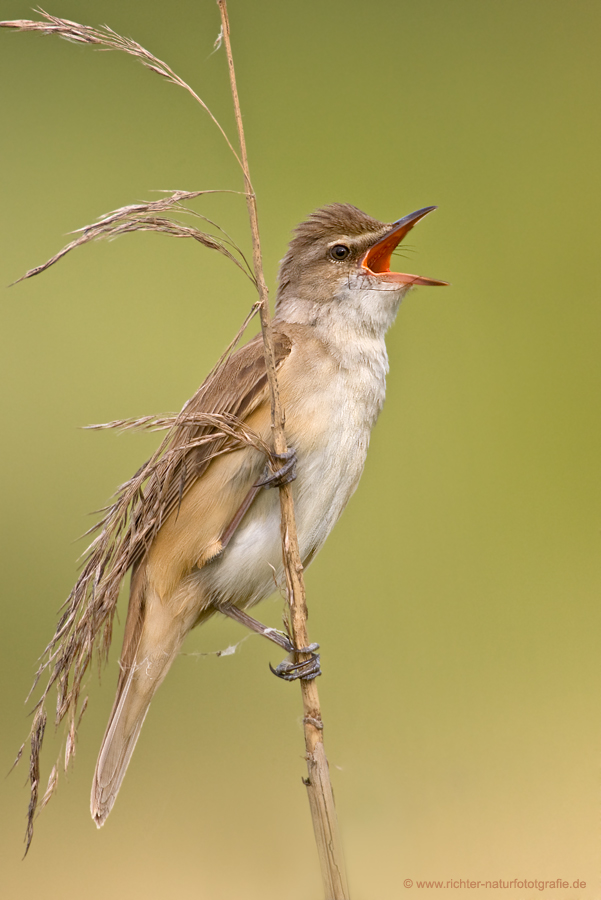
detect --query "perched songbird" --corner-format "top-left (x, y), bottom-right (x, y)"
top-left (90, 202), bottom-right (447, 827)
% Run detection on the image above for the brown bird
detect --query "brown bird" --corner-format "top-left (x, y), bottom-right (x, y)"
top-left (90, 202), bottom-right (447, 827)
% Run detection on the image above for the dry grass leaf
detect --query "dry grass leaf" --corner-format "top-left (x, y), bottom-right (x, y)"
top-left (13, 190), bottom-right (256, 285)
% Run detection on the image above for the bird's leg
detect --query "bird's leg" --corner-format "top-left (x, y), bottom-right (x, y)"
top-left (215, 602), bottom-right (321, 681)
top-left (255, 448), bottom-right (297, 488)
top-left (216, 602), bottom-right (292, 651)
top-left (217, 449), bottom-right (297, 557)
top-left (218, 484), bottom-right (261, 553)
top-left (215, 447), bottom-right (319, 679)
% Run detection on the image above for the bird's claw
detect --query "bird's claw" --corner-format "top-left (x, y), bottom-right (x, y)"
top-left (269, 643), bottom-right (321, 681)
top-left (255, 448), bottom-right (297, 488)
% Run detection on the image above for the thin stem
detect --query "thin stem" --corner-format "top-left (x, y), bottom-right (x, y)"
top-left (217, 3), bottom-right (350, 897)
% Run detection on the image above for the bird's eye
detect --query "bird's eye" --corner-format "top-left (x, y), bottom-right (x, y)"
top-left (329, 244), bottom-right (351, 261)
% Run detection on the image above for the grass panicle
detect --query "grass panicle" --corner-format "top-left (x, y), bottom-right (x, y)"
top-left (12, 190), bottom-right (256, 286)
top-left (0, 9), bottom-right (242, 167)
top-left (20, 292), bottom-right (261, 852)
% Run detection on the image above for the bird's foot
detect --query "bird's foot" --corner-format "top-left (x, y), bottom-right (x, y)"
top-left (269, 643), bottom-right (321, 681)
top-left (255, 448), bottom-right (297, 488)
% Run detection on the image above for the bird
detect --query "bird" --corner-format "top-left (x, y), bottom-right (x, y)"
top-left (90, 202), bottom-right (447, 827)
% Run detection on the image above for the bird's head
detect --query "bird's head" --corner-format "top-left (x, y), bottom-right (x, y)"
top-left (276, 203), bottom-right (447, 322)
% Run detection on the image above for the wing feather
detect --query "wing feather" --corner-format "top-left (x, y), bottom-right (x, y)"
top-left (144, 330), bottom-right (289, 541)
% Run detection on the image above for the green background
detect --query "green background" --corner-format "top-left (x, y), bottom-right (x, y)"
top-left (1, 1), bottom-right (600, 897)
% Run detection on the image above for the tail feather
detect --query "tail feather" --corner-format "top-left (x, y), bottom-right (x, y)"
top-left (90, 579), bottom-right (190, 827)
top-left (91, 668), bottom-right (150, 826)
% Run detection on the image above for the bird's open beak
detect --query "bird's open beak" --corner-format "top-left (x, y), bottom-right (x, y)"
top-left (361, 207), bottom-right (448, 286)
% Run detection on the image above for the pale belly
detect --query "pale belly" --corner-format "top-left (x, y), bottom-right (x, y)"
top-left (196, 428), bottom-right (368, 610)
top-left (197, 363), bottom-right (382, 611)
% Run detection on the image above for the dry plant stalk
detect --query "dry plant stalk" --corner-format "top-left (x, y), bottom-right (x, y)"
top-left (218, 3), bottom-right (349, 897)
top-left (4, 6), bottom-right (350, 893)
top-left (12, 190), bottom-right (256, 286)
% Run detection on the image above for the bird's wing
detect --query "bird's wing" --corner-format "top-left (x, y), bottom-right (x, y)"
top-left (118, 328), bottom-right (292, 573)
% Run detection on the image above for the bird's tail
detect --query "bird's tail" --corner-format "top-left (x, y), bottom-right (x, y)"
top-left (90, 584), bottom-right (189, 828)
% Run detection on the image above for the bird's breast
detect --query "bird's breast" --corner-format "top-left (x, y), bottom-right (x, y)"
top-left (200, 335), bottom-right (389, 609)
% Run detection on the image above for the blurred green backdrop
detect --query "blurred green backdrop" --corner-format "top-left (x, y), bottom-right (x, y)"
top-left (1, 1), bottom-right (600, 898)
